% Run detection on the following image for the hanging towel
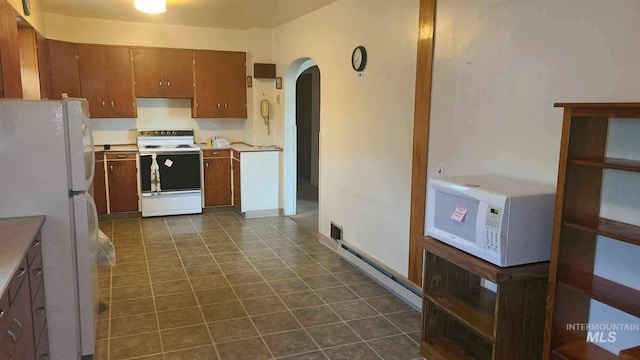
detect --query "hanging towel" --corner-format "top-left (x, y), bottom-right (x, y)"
top-left (150, 153), bottom-right (161, 192)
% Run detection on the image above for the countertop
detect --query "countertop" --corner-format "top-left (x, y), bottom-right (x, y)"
top-left (94, 144), bottom-right (138, 152)
top-left (207, 142), bottom-right (283, 152)
top-left (0, 216), bottom-right (46, 297)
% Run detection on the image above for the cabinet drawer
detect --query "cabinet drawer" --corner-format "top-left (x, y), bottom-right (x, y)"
top-left (8, 257), bottom-right (28, 304)
top-left (32, 284), bottom-right (47, 348)
top-left (203, 149), bottom-right (230, 158)
top-left (27, 234), bottom-right (42, 266)
top-left (0, 293), bottom-right (10, 359)
top-left (95, 152), bottom-right (105, 161)
top-left (29, 249), bottom-right (44, 302)
top-left (106, 153), bottom-right (137, 160)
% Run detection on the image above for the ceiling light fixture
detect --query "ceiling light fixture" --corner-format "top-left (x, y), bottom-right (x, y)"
top-left (135, 0), bottom-right (166, 14)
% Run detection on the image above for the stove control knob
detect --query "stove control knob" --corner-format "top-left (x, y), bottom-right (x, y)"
top-left (161, 131), bottom-right (166, 135)
top-left (154, 131), bottom-right (159, 135)
top-left (172, 131), bottom-right (177, 135)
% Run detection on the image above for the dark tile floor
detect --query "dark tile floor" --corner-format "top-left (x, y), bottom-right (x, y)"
top-left (96, 210), bottom-right (423, 360)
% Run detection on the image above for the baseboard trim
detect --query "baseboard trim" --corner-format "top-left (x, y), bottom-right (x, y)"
top-left (243, 209), bottom-right (280, 218)
top-left (336, 240), bottom-right (422, 310)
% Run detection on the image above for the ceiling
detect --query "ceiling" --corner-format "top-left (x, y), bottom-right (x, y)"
top-left (37, 0), bottom-right (340, 29)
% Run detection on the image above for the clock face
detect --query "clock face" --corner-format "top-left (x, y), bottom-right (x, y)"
top-left (351, 46), bottom-right (367, 72)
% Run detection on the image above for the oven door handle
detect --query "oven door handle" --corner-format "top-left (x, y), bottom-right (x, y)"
top-left (142, 190), bottom-right (201, 197)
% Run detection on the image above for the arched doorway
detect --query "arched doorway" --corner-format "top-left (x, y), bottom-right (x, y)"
top-left (283, 58), bottom-right (320, 233)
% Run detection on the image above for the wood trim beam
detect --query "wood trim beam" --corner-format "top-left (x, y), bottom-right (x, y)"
top-left (408, 0), bottom-right (437, 285)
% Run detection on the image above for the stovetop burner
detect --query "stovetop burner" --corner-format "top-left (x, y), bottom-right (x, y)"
top-left (145, 145), bottom-right (161, 149)
top-left (176, 144), bottom-right (194, 148)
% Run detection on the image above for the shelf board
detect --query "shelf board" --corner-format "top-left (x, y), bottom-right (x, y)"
top-left (621, 346), bottom-right (640, 360)
top-left (417, 235), bottom-right (549, 283)
top-left (564, 218), bottom-right (640, 247)
top-left (552, 341), bottom-right (620, 360)
top-left (425, 287), bottom-right (495, 342)
top-left (570, 157), bottom-right (640, 173)
top-left (555, 103), bottom-right (640, 117)
top-left (421, 337), bottom-right (481, 360)
top-left (557, 272), bottom-right (640, 318)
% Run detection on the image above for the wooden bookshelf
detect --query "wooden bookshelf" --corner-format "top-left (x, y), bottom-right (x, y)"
top-left (552, 341), bottom-right (621, 360)
top-left (543, 103), bottom-right (640, 359)
top-left (419, 235), bottom-right (549, 360)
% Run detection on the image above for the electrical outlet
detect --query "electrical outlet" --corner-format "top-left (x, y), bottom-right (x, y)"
top-left (330, 222), bottom-right (343, 241)
top-left (436, 163), bottom-right (445, 177)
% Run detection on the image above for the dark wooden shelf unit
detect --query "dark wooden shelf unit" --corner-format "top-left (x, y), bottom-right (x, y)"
top-left (543, 103), bottom-right (640, 359)
top-left (419, 235), bottom-right (549, 360)
top-left (552, 341), bottom-right (622, 360)
top-left (621, 346), bottom-right (640, 360)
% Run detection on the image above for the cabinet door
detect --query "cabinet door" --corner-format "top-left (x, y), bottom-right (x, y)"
top-left (35, 33), bottom-right (53, 100)
top-left (77, 44), bottom-right (108, 118)
top-left (232, 157), bottom-right (241, 211)
top-left (163, 49), bottom-right (194, 98)
top-left (105, 46), bottom-right (136, 118)
top-left (0, 293), bottom-right (11, 359)
top-left (107, 160), bottom-right (139, 213)
top-left (220, 51), bottom-right (247, 118)
top-left (10, 274), bottom-right (35, 360)
top-left (94, 159), bottom-right (107, 215)
top-left (193, 50), bottom-right (223, 118)
top-left (204, 157), bottom-right (232, 207)
top-left (0, 0), bottom-right (22, 98)
top-left (133, 48), bottom-right (164, 98)
top-left (48, 40), bottom-right (80, 99)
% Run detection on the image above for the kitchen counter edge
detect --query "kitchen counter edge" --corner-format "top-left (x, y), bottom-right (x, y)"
top-left (0, 216), bottom-right (46, 297)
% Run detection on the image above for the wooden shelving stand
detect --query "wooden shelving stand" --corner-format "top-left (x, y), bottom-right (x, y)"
top-left (418, 235), bottom-right (549, 360)
top-left (543, 103), bottom-right (640, 359)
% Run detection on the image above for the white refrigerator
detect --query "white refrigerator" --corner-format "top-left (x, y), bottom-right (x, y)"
top-left (0, 99), bottom-right (99, 360)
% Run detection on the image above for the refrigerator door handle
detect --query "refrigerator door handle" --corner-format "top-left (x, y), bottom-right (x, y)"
top-left (85, 120), bottom-right (96, 188)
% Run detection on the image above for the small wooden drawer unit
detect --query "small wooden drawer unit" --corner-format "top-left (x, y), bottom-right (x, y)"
top-left (106, 152), bottom-right (137, 160)
top-left (203, 149), bottom-right (230, 158)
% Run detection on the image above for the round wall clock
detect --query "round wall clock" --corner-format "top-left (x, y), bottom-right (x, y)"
top-left (22, 0), bottom-right (31, 16)
top-left (351, 46), bottom-right (367, 72)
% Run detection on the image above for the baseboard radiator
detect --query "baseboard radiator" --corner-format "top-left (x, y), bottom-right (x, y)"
top-left (335, 240), bottom-right (422, 310)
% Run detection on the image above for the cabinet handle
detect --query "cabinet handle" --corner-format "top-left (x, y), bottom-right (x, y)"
top-left (12, 319), bottom-right (23, 341)
top-left (33, 239), bottom-right (41, 248)
top-left (7, 330), bottom-right (17, 356)
top-left (16, 268), bottom-right (26, 278)
top-left (101, 100), bottom-right (106, 107)
top-left (159, 80), bottom-right (163, 87)
top-left (217, 103), bottom-right (221, 110)
top-left (167, 80), bottom-right (171, 87)
top-left (110, 100), bottom-right (115, 107)
top-left (0, 309), bottom-right (4, 318)
top-left (33, 268), bottom-right (43, 277)
top-left (211, 152), bottom-right (220, 155)
top-left (117, 154), bottom-right (126, 159)
top-left (224, 102), bottom-right (228, 110)
top-left (35, 307), bottom-right (46, 316)
top-left (205, 162), bottom-right (209, 169)
top-left (110, 165), bottom-right (114, 172)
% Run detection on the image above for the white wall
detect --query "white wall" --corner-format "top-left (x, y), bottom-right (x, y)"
top-left (245, 28), bottom-right (276, 146)
top-left (273, 0), bottom-right (420, 276)
top-left (7, 0), bottom-right (46, 33)
top-left (430, 0), bottom-right (640, 353)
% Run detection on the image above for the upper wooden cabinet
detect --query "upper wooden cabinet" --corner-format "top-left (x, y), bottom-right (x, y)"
top-left (78, 44), bottom-right (136, 118)
top-left (133, 48), bottom-right (194, 98)
top-left (193, 50), bottom-right (246, 118)
top-left (35, 33), bottom-right (53, 99)
top-left (0, 0), bottom-right (22, 98)
top-left (48, 40), bottom-right (80, 99)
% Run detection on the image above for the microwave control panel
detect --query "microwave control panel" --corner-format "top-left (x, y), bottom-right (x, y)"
top-left (484, 207), bottom-right (502, 253)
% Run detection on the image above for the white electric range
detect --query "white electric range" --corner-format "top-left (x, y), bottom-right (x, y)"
top-left (137, 129), bottom-right (202, 217)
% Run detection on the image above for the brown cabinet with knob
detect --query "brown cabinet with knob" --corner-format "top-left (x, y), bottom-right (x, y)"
top-left (106, 152), bottom-right (139, 213)
top-left (203, 149), bottom-right (232, 207)
top-left (193, 50), bottom-right (247, 118)
top-left (232, 150), bottom-right (241, 211)
top-left (48, 40), bottom-right (80, 100)
top-left (91, 152), bottom-right (108, 216)
top-left (78, 44), bottom-right (136, 118)
top-left (0, 216), bottom-right (48, 360)
top-left (133, 47), bottom-right (194, 98)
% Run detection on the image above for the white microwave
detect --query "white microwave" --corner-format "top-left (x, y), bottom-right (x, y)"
top-left (426, 175), bottom-right (555, 267)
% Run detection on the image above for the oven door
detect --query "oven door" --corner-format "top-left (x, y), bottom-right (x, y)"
top-left (140, 152), bottom-right (201, 193)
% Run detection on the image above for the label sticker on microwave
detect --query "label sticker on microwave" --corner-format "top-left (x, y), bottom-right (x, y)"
top-left (451, 206), bottom-right (467, 222)
top-left (164, 159), bottom-right (174, 168)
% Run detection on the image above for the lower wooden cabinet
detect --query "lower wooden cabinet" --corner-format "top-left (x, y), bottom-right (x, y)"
top-left (203, 150), bottom-right (232, 207)
top-left (0, 230), bottom-right (48, 360)
top-left (106, 153), bottom-right (139, 213)
top-left (92, 152), bottom-right (108, 216)
top-left (232, 152), bottom-right (241, 211)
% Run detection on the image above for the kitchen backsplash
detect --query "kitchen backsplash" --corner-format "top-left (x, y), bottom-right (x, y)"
top-left (91, 98), bottom-right (246, 145)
